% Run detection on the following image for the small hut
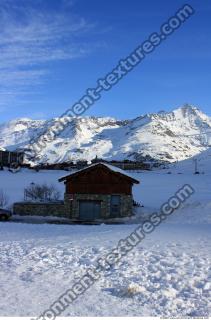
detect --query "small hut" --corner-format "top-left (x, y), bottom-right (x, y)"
top-left (59, 162), bottom-right (139, 221)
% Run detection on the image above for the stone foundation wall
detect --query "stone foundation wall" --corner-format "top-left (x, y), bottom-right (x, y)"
top-left (13, 194), bottom-right (133, 220)
top-left (65, 193), bottom-right (133, 219)
top-left (121, 195), bottom-right (133, 217)
top-left (13, 202), bottom-right (67, 218)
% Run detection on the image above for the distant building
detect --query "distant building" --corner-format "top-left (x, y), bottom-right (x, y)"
top-left (91, 156), bottom-right (107, 164)
top-left (0, 150), bottom-right (24, 167)
top-left (76, 160), bottom-right (88, 169)
top-left (91, 157), bottom-right (151, 170)
top-left (59, 162), bottom-right (140, 221)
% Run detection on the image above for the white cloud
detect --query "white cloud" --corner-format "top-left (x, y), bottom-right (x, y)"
top-left (0, 0), bottom-right (93, 109)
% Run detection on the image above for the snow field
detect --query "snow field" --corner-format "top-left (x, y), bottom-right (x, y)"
top-left (0, 223), bottom-right (210, 316)
top-left (0, 164), bottom-right (210, 316)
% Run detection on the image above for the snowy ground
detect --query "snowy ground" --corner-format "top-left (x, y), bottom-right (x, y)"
top-left (0, 223), bottom-right (210, 317)
top-left (0, 161), bottom-right (210, 317)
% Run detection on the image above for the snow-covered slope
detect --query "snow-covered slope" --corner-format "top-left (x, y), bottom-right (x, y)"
top-left (1, 105), bottom-right (211, 164)
top-left (0, 118), bottom-right (47, 150)
top-left (172, 147), bottom-right (211, 174)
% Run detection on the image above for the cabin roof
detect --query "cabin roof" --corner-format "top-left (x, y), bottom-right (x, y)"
top-left (59, 162), bottom-right (140, 184)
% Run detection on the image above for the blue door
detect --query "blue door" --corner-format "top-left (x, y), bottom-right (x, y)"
top-left (110, 195), bottom-right (121, 217)
top-left (79, 201), bottom-right (101, 221)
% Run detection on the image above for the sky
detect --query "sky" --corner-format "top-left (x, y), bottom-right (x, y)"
top-left (0, 0), bottom-right (210, 122)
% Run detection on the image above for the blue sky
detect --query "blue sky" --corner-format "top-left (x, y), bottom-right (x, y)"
top-left (0, 0), bottom-right (210, 122)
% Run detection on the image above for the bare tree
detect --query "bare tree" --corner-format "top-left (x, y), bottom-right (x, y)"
top-left (24, 183), bottom-right (61, 202)
top-left (0, 189), bottom-right (9, 208)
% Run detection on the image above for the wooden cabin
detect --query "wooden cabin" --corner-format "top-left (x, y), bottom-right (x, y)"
top-left (59, 162), bottom-right (139, 221)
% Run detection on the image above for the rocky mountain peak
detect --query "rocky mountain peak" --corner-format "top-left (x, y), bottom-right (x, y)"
top-left (0, 105), bottom-right (210, 164)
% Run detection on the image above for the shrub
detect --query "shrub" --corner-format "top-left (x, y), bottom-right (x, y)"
top-left (24, 183), bottom-right (61, 202)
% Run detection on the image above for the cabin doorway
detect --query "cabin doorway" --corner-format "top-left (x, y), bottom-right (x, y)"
top-left (110, 195), bottom-right (121, 217)
top-left (79, 200), bottom-right (101, 221)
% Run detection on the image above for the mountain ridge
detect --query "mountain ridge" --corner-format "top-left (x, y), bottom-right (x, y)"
top-left (1, 105), bottom-right (211, 164)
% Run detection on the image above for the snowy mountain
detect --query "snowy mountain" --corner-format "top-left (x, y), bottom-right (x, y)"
top-left (1, 105), bottom-right (211, 164)
top-left (0, 118), bottom-right (47, 151)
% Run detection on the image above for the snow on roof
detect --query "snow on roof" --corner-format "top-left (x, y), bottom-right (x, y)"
top-left (59, 162), bottom-right (140, 183)
top-left (101, 163), bottom-right (139, 181)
